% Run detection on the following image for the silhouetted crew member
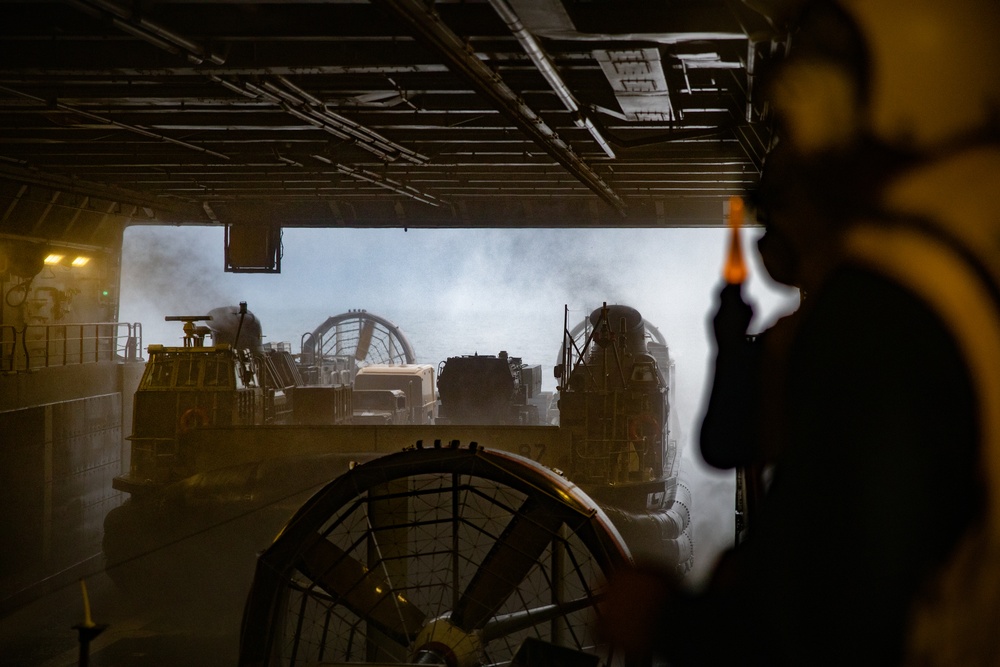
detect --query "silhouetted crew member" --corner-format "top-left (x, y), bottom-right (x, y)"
top-left (601, 1), bottom-right (999, 664)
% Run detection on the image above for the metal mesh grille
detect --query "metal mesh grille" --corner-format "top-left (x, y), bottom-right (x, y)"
top-left (270, 471), bottom-right (615, 666)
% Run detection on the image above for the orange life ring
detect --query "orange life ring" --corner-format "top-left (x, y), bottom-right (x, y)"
top-left (179, 407), bottom-right (209, 433)
top-left (628, 413), bottom-right (660, 441)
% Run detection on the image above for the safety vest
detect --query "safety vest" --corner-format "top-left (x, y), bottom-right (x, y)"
top-left (842, 146), bottom-right (1000, 665)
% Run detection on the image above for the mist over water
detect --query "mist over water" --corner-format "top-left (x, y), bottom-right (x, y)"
top-left (121, 225), bottom-right (799, 585)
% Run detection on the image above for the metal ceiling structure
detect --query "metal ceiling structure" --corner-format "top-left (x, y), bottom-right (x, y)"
top-left (0, 0), bottom-right (788, 243)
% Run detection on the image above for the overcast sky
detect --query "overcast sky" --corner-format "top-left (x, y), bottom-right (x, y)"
top-left (120, 224), bottom-right (799, 584)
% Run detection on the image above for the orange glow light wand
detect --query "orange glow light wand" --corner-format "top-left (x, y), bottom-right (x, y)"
top-left (723, 195), bottom-right (748, 285)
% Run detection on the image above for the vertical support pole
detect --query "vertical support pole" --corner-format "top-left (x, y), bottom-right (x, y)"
top-left (366, 478), bottom-right (410, 662)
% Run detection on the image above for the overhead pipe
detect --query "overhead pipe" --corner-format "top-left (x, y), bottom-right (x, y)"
top-left (272, 75), bottom-right (326, 108)
top-left (263, 79), bottom-right (428, 164)
top-left (0, 84), bottom-right (230, 162)
top-left (211, 76), bottom-right (283, 106)
top-left (276, 76), bottom-right (429, 164)
top-left (370, 0), bottom-right (626, 216)
top-left (211, 74), bottom-right (427, 165)
top-left (274, 76), bottom-right (427, 163)
top-left (67, 0), bottom-right (225, 65)
top-left (281, 103), bottom-right (351, 141)
top-left (102, 16), bottom-right (189, 61)
top-left (334, 164), bottom-right (443, 207)
top-left (243, 81), bottom-right (367, 145)
top-left (277, 89), bottom-right (409, 160)
top-left (69, 2), bottom-right (428, 166)
top-left (311, 155), bottom-right (444, 207)
top-left (485, 0), bottom-right (615, 159)
top-left (272, 149), bottom-right (303, 168)
top-left (217, 76), bottom-right (386, 147)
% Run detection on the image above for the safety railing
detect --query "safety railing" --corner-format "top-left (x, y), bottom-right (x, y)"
top-left (0, 321), bottom-right (142, 373)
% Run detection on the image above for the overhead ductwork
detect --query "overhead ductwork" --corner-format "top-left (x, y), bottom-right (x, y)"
top-left (593, 49), bottom-right (676, 122)
top-left (369, 0), bottom-right (627, 216)
top-left (486, 0), bottom-right (616, 159)
top-left (1, 0), bottom-right (778, 229)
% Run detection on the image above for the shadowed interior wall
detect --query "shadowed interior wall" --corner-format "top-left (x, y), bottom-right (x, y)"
top-left (0, 361), bottom-right (143, 614)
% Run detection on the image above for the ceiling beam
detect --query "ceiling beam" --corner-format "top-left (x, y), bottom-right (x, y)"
top-left (0, 84), bottom-right (232, 161)
top-left (369, 0), bottom-right (626, 217)
top-left (0, 162), bottom-right (205, 218)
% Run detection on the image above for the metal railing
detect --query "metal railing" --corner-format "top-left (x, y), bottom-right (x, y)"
top-left (0, 322), bottom-right (143, 373)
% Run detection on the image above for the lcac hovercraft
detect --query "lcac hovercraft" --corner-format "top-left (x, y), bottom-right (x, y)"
top-left (112, 302), bottom-right (328, 496)
top-left (236, 303), bottom-right (692, 667)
